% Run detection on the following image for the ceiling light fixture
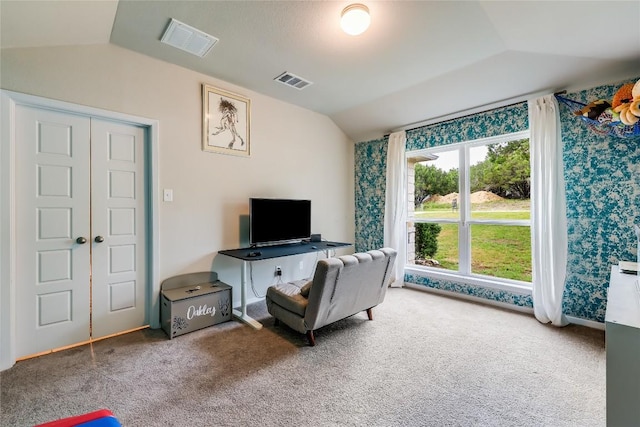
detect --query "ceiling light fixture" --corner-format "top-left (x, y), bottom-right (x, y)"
top-left (340, 4), bottom-right (370, 36)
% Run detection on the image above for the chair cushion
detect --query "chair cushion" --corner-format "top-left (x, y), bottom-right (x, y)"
top-left (299, 280), bottom-right (312, 297)
top-left (266, 282), bottom-right (308, 316)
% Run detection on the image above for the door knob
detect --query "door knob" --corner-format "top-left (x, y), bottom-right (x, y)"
top-left (76, 237), bottom-right (87, 244)
top-left (94, 236), bottom-right (105, 243)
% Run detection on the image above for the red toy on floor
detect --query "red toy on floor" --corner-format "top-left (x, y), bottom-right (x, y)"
top-left (33, 409), bottom-right (121, 427)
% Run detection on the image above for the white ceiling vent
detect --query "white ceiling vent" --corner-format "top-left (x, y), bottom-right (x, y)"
top-left (274, 72), bottom-right (313, 90)
top-left (160, 18), bottom-right (218, 58)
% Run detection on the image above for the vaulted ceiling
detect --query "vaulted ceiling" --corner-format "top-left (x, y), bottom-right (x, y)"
top-left (2, 1), bottom-right (639, 141)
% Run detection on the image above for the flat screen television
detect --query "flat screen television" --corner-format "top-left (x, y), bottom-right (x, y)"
top-left (249, 198), bottom-right (311, 246)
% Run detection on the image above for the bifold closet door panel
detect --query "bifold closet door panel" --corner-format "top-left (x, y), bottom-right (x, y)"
top-left (15, 106), bottom-right (92, 357)
top-left (90, 119), bottom-right (147, 339)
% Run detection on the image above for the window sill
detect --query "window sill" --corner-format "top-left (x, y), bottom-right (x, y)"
top-left (404, 265), bottom-right (532, 295)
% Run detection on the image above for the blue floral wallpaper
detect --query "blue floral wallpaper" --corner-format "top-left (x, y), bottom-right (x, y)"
top-left (405, 273), bottom-right (533, 308)
top-left (354, 77), bottom-right (640, 323)
top-left (405, 102), bottom-right (529, 151)
top-left (560, 77), bottom-right (640, 322)
top-left (354, 138), bottom-right (387, 252)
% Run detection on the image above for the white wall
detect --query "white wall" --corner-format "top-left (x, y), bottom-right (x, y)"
top-left (0, 43), bottom-right (354, 312)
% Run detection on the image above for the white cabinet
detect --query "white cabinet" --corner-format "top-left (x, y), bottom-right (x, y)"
top-left (605, 266), bottom-right (640, 426)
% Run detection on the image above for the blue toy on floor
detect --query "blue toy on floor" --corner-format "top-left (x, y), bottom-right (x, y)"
top-left (34, 409), bottom-right (122, 427)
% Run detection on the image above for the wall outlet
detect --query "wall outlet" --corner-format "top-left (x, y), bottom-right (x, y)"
top-left (275, 266), bottom-right (282, 277)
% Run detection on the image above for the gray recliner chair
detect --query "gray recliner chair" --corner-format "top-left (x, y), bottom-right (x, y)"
top-left (265, 247), bottom-right (397, 345)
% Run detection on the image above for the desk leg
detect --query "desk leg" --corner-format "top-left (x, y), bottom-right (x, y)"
top-left (232, 260), bottom-right (263, 330)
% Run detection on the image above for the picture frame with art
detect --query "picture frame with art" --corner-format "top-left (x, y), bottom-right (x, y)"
top-left (202, 84), bottom-right (250, 156)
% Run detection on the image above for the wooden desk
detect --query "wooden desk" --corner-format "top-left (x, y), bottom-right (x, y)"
top-left (219, 241), bottom-right (351, 329)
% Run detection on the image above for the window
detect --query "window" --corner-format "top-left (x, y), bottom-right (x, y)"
top-left (407, 131), bottom-right (531, 287)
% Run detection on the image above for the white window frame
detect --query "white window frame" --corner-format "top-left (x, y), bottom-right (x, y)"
top-left (406, 130), bottom-right (532, 294)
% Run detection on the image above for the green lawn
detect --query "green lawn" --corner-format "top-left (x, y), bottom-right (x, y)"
top-left (413, 200), bottom-right (532, 282)
top-left (470, 224), bottom-right (531, 281)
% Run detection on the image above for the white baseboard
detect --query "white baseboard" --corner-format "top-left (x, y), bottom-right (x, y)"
top-left (565, 315), bottom-right (605, 330)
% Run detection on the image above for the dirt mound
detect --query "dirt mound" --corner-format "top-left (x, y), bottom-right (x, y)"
top-left (429, 191), bottom-right (502, 204)
top-left (438, 193), bottom-right (459, 204)
top-left (470, 191), bottom-right (503, 203)
top-left (428, 193), bottom-right (457, 203)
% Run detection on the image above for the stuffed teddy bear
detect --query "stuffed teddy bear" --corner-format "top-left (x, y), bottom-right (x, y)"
top-left (629, 79), bottom-right (640, 119)
top-left (612, 80), bottom-right (640, 125)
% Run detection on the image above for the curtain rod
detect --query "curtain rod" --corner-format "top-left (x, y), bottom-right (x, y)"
top-left (384, 88), bottom-right (558, 137)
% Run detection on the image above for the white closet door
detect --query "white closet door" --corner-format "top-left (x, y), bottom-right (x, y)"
top-left (90, 119), bottom-right (147, 338)
top-left (15, 108), bottom-right (149, 359)
top-left (15, 106), bottom-right (92, 357)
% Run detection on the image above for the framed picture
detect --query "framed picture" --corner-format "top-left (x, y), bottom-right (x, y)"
top-left (202, 84), bottom-right (250, 157)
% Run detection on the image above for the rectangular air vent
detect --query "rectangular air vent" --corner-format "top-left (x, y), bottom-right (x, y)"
top-left (274, 72), bottom-right (313, 90)
top-left (160, 18), bottom-right (218, 58)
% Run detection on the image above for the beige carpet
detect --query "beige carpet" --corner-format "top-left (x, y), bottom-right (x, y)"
top-left (0, 287), bottom-right (605, 426)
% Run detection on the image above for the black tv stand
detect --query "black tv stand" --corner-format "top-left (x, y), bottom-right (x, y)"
top-left (219, 240), bottom-right (350, 262)
top-left (219, 240), bottom-right (351, 329)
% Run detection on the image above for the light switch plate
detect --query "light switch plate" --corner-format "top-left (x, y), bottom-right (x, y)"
top-left (163, 189), bottom-right (173, 202)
